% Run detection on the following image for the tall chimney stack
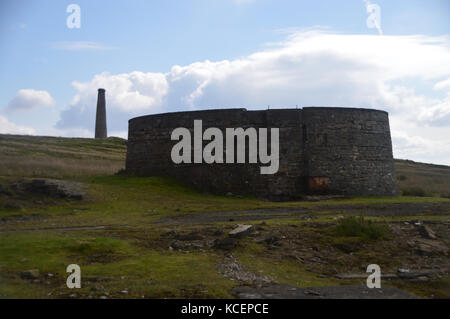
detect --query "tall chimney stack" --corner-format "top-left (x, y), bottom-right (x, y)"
top-left (95, 88), bottom-right (107, 139)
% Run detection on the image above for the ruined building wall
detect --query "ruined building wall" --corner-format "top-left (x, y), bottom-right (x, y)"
top-left (126, 107), bottom-right (397, 200)
top-left (302, 108), bottom-right (397, 196)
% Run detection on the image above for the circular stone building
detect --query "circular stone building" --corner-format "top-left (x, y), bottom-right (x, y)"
top-left (126, 107), bottom-right (397, 200)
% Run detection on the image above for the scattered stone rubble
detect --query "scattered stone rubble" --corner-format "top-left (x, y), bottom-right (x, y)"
top-left (217, 255), bottom-right (271, 285)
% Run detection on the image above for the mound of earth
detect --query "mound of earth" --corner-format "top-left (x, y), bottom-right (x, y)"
top-left (10, 178), bottom-right (85, 200)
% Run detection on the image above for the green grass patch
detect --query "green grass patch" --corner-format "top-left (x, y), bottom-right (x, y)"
top-left (332, 216), bottom-right (388, 240)
top-left (0, 233), bottom-right (132, 271)
top-left (235, 243), bottom-right (349, 288)
top-left (0, 232), bottom-right (236, 298)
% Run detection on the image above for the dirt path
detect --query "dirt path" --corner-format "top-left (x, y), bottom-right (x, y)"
top-left (0, 225), bottom-right (107, 234)
top-left (230, 284), bottom-right (420, 299)
top-left (159, 202), bottom-right (450, 224)
top-left (217, 254), bottom-right (421, 299)
top-left (2, 201), bottom-right (449, 233)
top-left (159, 207), bottom-right (314, 224)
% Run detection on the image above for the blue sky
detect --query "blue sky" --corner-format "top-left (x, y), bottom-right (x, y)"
top-left (0, 0), bottom-right (449, 164)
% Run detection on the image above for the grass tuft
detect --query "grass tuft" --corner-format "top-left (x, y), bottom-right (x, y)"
top-left (333, 216), bottom-right (388, 240)
top-left (402, 187), bottom-right (426, 197)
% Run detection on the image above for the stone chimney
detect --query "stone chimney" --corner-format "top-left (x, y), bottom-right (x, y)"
top-left (95, 88), bottom-right (107, 139)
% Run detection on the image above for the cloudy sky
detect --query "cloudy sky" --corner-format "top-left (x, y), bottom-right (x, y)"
top-left (0, 0), bottom-right (449, 164)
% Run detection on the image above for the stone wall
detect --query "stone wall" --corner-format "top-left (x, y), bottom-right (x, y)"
top-left (126, 107), bottom-right (397, 200)
top-left (302, 107), bottom-right (397, 196)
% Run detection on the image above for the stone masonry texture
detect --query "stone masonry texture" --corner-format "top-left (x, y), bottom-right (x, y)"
top-left (125, 107), bottom-right (398, 200)
top-left (95, 88), bottom-right (107, 139)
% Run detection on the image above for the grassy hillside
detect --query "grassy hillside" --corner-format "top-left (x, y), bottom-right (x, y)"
top-left (0, 134), bottom-right (126, 179)
top-left (1, 134), bottom-right (449, 196)
top-left (395, 159), bottom-right (450, 198)
top-left (0, 134), bottom-right (449, 299)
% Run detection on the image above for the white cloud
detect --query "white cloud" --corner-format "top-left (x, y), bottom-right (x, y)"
top-left (71, 71), bottom-right (169, 112)
top-left (0, 115), bottom-right (35, 135)
top-left (434, 78), bottom-right (450, 91)
top-left (390, 116), bottom-right (450, 164)
top-left (57, 71), bottom-right (169, 131)
top-left (57, 29), bottom-right (450, 164)
top-left (51, 41), bottom-right (117, 51)
top-left (6, 89), bottom-right (55, 112)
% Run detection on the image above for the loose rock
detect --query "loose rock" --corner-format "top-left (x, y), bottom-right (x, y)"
top-left (213, 238), bottom-right (237, 250)
top-left (417, 225), bottom-right (437, 240)
top-left (15, 179), bottom-right (85, 200)
top-left (161, 230), bottom-right (177, 238)
top-left (263, 236), bottom-right (281, 245)
top-left (20, 269), bottom-right (40, 280)
top-left (175, 232), bottom-right (203, 241)
top-left (170, 241), bottom-right (184, 250)
top-left (229, 224), bottom-right (254, 238)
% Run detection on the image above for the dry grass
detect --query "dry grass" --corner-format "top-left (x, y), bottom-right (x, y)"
top-left (0, 134), bottom-right (126, 179)
top-left (395, 159), bottom-right (450, 197)
top-left (0, 156), bottom-right (124, 179)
